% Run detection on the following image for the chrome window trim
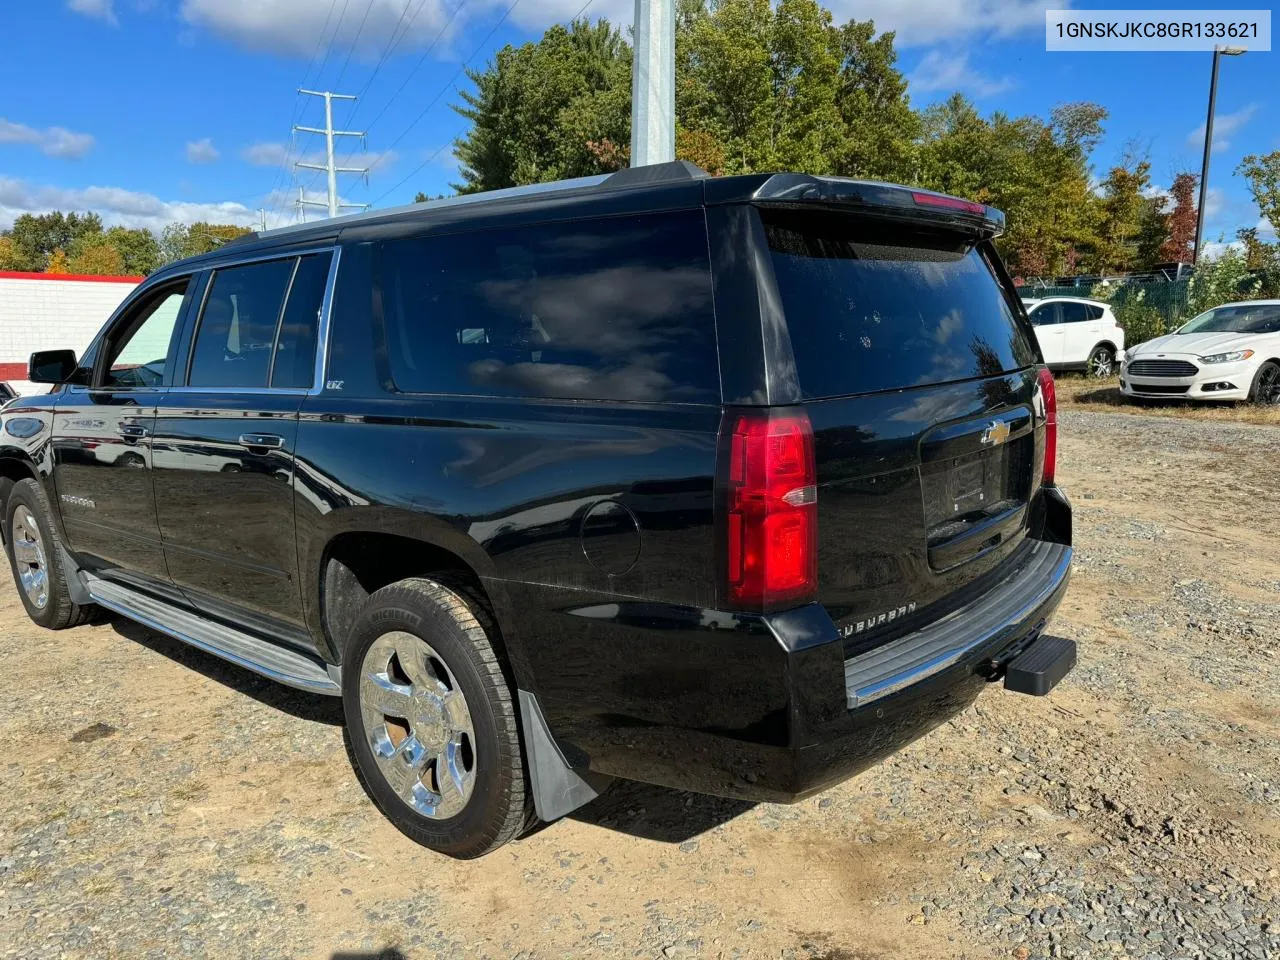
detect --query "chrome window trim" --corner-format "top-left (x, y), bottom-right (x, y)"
top-left (69, 245), bottom-right (340, 400)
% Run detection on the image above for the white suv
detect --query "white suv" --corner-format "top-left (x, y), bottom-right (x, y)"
top-left (1022, 296), bottom-right (1126, 377)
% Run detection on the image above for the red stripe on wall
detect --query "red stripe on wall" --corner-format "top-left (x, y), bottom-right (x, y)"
top-left (0, 271), bottom-right (144, 284)
top-left (0, 363), bottom-right (28, 380)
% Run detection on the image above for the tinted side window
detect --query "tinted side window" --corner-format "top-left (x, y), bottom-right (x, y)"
top-left (1058, 302), bottom-right (1090, 324)
top-left (1087, 304), bottom-right (1105, 320)
top-left (188, 259), bottom-right (294, 388)
top-left (1029, 303), bottom-right (1058, 325)
top-left (271, 253), bottom-right (331, 389)
top-left (374, 211), bottom-right (719, 403)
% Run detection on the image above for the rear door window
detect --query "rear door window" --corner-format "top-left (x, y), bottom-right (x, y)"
top-left (188, 259), bottom-right (294, 388)
top-left (373, 211), bottom-right (719, 403)
top-left (1058, 302), bottom-right (1090, 324)
top-left (763, 210), bottom-right (1038, 399)
top-left (1029, 303), bottom-right (1059, 325)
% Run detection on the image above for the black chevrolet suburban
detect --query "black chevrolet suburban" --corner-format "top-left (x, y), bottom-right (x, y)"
top-left (0, 163), bottom-right (1073, 858)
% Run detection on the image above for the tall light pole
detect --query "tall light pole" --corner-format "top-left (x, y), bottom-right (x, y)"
top-left (630, 0), bottom-right (675, 167)
top-left (1193, 45), bottom-right (1247, 264)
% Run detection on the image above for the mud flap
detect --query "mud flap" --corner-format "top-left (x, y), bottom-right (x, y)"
top-left (517, 690), bottom-right (613, 822)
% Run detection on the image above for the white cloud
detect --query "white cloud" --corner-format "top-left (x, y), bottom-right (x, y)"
top-left (242, 141), bottom-right (398, 174)
top-left (828, 0), bottom-right (1060, 46)
top-left (242, 141), bottom-right (291, 167)
top-left (0, 176), bottom-right (293, 233)
top-left (178, 0), bottom-right (635, 57)
top-left (909, 50), bottom-right (1014, 97)
top-left (0, 118), bottom-right (95, 159)
top-left (67, 0), bottom-right (117, 24)
top-left (1186, 103), bottom-right (1259, 153)
top-left (185, 137), bottom-right (220, 164)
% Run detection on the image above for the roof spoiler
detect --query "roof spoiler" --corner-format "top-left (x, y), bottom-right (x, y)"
top-left (745, 174), bottom-right (1006, 238)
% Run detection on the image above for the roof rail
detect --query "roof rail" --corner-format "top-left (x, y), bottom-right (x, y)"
top-left (603, 160), bottom-right (709, 186)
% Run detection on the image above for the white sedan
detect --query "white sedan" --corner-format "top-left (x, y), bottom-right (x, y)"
top-left (1022, 296), bottom-right (1126, 377)
top-left (1120, 299), bottom-right (1280, 404)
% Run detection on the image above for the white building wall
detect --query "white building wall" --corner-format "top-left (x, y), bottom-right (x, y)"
top-left (0, 273), bottom-right (140, 393)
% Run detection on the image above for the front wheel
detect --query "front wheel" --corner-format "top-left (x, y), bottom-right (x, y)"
top-left (1087, 345), bottom-right (1115, 378)
top-left (341, 577), bottom-right (532, 858)
top-left (1248, 361), bottom-right (1280, 406)
top-left (4, 478), bottom-right (92, 629)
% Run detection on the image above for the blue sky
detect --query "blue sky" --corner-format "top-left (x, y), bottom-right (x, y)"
top-left (1, 0), bottom-right (1275, 251)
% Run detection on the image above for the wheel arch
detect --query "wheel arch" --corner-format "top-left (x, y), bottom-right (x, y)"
top-left (312, 522), bottom-right (527, 686)
top-left (0, 452), bottom-right (41, 543)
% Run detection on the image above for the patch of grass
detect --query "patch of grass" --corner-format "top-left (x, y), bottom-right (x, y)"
top-left (1056, 374), bottom-right (1280, 426)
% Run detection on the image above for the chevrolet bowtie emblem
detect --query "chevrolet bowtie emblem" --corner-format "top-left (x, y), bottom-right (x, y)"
top-left (980, 420), bottom-right (1011, 446)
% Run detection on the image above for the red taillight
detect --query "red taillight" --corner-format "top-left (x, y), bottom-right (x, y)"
top-left (722, 408), bottom-right (818, 609)
top-left (1038, 367), bottom-right (1057, 486)
top-left (911, 191), bottom-right (986, 216)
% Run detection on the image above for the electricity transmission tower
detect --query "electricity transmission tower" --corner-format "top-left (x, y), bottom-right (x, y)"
top-left (293, 89), bottom-right (370, 220)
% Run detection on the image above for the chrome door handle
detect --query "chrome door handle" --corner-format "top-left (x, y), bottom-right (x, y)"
top-left (117, 423), bottom-right (149, 438)
top-left (238, 433), bottom-right (285, 450)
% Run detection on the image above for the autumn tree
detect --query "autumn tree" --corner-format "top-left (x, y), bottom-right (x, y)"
top-left (0, 236), bottom-right (28, 271)
top-left (1158, 172), bottom-right (1197, 264)
top-left (1086, 157), bottom-right (1152, 274)
top-left (46, 248), bottom-right (71, 274)
top-left (158, 222), bottom-right (252, 264)
top-left (68, 240), bottom-right (126, 276)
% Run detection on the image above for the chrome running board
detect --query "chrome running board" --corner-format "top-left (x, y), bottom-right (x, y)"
top-left (86, 575), bottom-right (340, 695)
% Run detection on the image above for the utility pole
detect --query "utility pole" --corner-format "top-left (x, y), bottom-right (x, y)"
top-left (1193, 45), bottom-right (1247, 264)
top-left (629, 0), bottom-right (674, 167)
top-left (294, 89), bottom-right (370, 219)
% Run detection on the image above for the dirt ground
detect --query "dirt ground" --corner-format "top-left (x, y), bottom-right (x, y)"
top-left (1, 410), bottom-right (1278, 960)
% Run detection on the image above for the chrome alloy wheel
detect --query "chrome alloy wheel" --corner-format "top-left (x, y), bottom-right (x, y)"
top-left (1088, 347), bottom-right (1115, 378)
top-left (358, 631), bottom-right (477, 819)
top-left (11, 506), bottom-right (49, 610)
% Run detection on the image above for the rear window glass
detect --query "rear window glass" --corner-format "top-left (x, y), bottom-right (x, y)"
top-left (763, 211), bottom-right (1037, 399)
top-left (374, 211), bottom-right (719, 403)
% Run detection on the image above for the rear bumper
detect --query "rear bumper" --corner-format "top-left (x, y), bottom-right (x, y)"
top-left (511, 488), bottom-right (1074, 804)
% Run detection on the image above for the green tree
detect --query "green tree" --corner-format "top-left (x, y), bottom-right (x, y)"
top-left (830, 19), bottom-right (918, 181)
top-left (454, 19), bottom-right (632, 192)
top-left (917, 97), bottom-right (1107, 277)
top-left (104, 226), bottom-right (160, 275)
top-left (1238, 151), bottom-right (1280, 235)
top-left (0, 236), bottom-right (31, 271)
top-left (7, 212), bottom-right (104, 271)
top-left (1086, 157), bottom-right (1152, 274)
top-left (157, 222), bottom-right (252, 264)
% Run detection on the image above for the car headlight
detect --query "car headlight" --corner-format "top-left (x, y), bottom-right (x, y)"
top-left (1199, 349), bottom-right (1254, 364)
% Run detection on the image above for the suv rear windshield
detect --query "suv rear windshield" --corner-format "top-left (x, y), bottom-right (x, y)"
top-left (763, 211), bottom-right (1037, 399)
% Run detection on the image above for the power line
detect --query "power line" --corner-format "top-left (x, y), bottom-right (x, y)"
top-left (267, 0), bottom-right (345, 221)
top-left (371, 0), bottom-right (599, 207)
top-left (347, 0), bottom-right (432, 115)
top-left (333, 0), bottom-right (379, 91)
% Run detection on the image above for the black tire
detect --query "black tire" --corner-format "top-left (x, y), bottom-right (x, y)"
top-left (1087, 345), bottom-right (1115, 378)
top-left (1248, 361), bottom-right (1280, 406)
top-left (4, 478), bottom-right (92, 630)
top-left (341, 576), bottom-right (531, 858)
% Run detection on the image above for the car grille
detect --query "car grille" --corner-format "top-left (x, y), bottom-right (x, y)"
top-left (1127, 359), bottom-right (1198, 377)
top-left (1127, 382), bottom-right (1190, 395)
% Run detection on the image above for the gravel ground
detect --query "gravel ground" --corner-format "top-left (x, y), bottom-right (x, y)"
top-left (2, 409), bottom-right (1278, 960)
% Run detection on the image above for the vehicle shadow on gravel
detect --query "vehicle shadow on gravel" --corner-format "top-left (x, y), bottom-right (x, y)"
top-left (106, 616), bottom-right (344, 725)
top-left (568, 777), bottom-right (756, 843)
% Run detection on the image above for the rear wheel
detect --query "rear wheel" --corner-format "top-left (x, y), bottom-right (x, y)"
top-left (1248, 361), bottom-right (1280, 405)
top-left (4, 478), bottom-right (92, 629)
top-left (1087, 345), bottom-right (1115, 378)
top-left (341, 577), bottom-right (531, 858)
